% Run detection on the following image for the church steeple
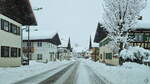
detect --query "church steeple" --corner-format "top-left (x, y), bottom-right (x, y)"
top-left (67, 37), bottom-right (72, 52)
top-left (89, 35), bottom-right (92, 50)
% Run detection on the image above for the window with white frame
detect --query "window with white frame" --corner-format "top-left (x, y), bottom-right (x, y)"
top-left (135, 33), bottom-right (145, 42)
top-left (37, 42), bottom-right (42, 47)
top-left (3, 20), bottom-right (9, 31)
top-left (37, 54), bottom-right (42, 60)
top-left (11, 24), bottom-right (17, 34)
top-left (27, 42), bottom-right (33, 47)
top-left (17, 27), bottom-right (21, 35)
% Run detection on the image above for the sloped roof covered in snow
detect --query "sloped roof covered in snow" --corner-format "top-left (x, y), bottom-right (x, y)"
top-left (23, 31), bottom-right (57, 40)
top-left (23, 32), bottom-right (61, 46)
top-left (94, 22), bottom-right (150, 43)
top-left (134, 22), bottom-right (150, 30)
top-left (92, 43), bottom-right (99, 47)
top-left (58, 38), bottom-right (73, 52)
top-left (58, 39), bottom-right (68, 47)
top-left (0, 0), bottom-right (37, 25)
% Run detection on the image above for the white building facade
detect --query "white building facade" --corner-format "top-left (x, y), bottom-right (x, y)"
top-left (58, 47), bottom-right (72, 60)
top-left (0, 14), bottom-right (22, 67)
top-left (58, 38), bottom-right (73, 60)
top-left (23, 41), bottom-right (58, 63)
top-left (23, 33), bottom-right (61, 63)
top-left (0, 0), bottom-right (37, 67)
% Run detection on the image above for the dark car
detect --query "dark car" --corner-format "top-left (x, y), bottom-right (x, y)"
top-left (22, 56), bottom-right (29, 65)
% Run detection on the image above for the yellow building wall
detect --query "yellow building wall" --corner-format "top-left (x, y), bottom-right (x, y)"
top-left (99, 44), bottom-right (119, 66)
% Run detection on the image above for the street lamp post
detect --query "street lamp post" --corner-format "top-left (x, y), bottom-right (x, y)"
top-left (21, 26), bottom-right (38, 65)
top-left (27, 26), bottom-right (30, 65)
top-left (21, 26), bottom-right (30, 65)
top-left (21, 27), bottom-right (28, 65)
top-left (21, 7), bottom-right (42, 65)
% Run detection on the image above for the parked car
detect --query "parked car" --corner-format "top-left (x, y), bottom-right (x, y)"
top-left (22, 56), bottom-right (29, 65)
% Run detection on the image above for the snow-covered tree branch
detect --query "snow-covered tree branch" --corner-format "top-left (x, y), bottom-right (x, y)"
top-left (102, 0), bottom-right (147, 54)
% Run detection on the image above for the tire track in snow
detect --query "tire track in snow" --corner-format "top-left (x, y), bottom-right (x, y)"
top-left (14, 62), bottom-right (75, 84)
top-left (55, 61), bottom-right (79, 84)
top-left (85, 65), bottom-right (112, 84)
top-left (75, 62), bottom-right (91, 84)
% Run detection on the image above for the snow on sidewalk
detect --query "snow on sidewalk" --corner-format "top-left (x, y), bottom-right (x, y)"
top-left (0, 60), bottom-right (73, 84)
top-left (82, 59), bottom-right (150, 84)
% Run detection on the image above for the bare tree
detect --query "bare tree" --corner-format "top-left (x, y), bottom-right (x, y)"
top-left (102, 0), bottom-right (147, 55)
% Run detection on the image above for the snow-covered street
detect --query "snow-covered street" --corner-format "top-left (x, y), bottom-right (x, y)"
top-left (0, 0), bottom-right (150, 84)
top-left (75, 61), bottom-right (111, 84)
top-left (0, 60), bottom-right (74, 84)
top-left (48, 59), bottom-right (150, 84)
top-left (0, 59), bottom-right (150, 84)
top-left (37, 59), bottom-right (111, 84)
top-left (0, 59), bottom-right (110, 84)
top-left (13, 60), bottom-right (109, 84)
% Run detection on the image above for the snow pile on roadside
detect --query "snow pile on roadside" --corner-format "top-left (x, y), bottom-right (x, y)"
top-left (147, 56), bottom-right (150, 61)
top-left (0, 60), bottom-right (73, 84)
top-left (144, 56), bottom-right (150, 62)
top-left (84, 60), bottom-right (150, 84)
top-left (120, 46), bottom-right (150, 60)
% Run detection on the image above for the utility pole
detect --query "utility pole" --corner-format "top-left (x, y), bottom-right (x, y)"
top-left (27, 26), bottom-right (30, 65)
top-left (22, 7), bottom-right (42, 65)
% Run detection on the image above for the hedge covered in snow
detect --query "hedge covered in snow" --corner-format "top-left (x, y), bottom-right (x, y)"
top-left (120, 46), bottom-right (150, 62)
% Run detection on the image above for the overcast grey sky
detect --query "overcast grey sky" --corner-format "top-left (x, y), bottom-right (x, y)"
top-left (27, 0), bottom-right (150, 51)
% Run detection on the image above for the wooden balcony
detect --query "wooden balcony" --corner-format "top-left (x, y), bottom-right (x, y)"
top-left (129, 42), bottom-right (150, 50)
top-left (23, 47), bottom-right (34, 53)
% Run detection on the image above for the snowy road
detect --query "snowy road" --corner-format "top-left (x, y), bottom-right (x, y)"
top-left (14, 62), bottom-right (75, 84)
top-left (85, 65), bottom-right (112, 84)
top-left (54, 60), bottom-right (111, 84)
top-left (76, 62), bottom-right (111, 84)
top-left (14, 60), bottom-right (111, 84)
top-left (54, 61), bottom-right (79, 84)
top-left (2, 59), bottom-right (149, 84)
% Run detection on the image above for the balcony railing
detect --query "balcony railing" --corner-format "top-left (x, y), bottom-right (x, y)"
top-left (23, 47), bottom-right (34, 53)
top-left (129, 42), bottom-right (150, 50)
